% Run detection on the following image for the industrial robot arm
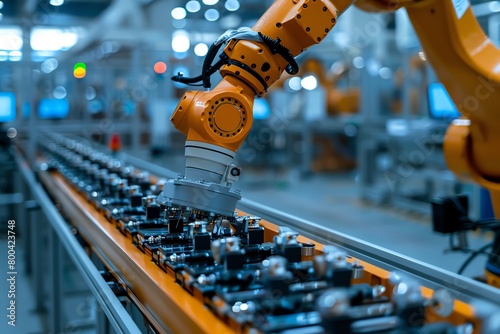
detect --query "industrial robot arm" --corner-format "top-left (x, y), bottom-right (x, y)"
top-left (356, 0), bottom-right (500, 287)
top-left (169, 0), bottom-right (355, 185)
top-left (163, 0), bottom-right (500, 284)
top-left (157, 0), bottom-right (355, 218)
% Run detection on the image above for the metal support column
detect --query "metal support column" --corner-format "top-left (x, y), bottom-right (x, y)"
top-left (49, 228), bottom-right (63, 333)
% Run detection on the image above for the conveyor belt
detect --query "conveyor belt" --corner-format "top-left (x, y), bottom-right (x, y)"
top-left (29, 134), bottom-right (500, 333)
top-left (38, 170), bottom-right (233, 334)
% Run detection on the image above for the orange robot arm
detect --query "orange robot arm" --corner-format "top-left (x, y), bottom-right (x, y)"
top-left (356, 0), bottom-right (500, 210)
top-left (356, 0), bottom-right (500, 286)
top-left (169, 0), bottom-right (355, 183)
top-left (177, 0), bottom-right (500, 193)
top-left (170, 0), bottom-right (500, 282)
top-left (172, 0), bottom-right (500, 208)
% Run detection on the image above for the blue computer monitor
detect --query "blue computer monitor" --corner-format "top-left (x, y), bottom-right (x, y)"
top-left (38, 98), bottom-right (69, 119)
top-left (428, 82), bottom-right (461, 120)
top-left (253, 98), bottom-right (271, 120)
top-left (0, 92), bottom-right (16, 123)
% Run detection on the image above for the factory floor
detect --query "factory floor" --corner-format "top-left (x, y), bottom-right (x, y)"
top-left (0, 236), bottom-right (44, 334)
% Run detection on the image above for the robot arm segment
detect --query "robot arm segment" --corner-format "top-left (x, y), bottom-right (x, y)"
top-left (170, 0), bottom-right (348, 182)
top-left (403, 1), bottom-right (500, 212)
top-left (354, 0), bottom-right (500, 213)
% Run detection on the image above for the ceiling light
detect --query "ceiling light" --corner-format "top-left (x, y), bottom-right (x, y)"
top-left (352, 56), bottom-right (365, 69)
top-left (490, 2), bottom-right (500, 12)
top-left (8, 51), bottom-right (22, 62)
top-left (172, 30), bottom-right (190, 53)
top-left (49, 0), bottom-right (65, 6)
top-left (86, 87), bottom-right (97, 100)
top-left (31, 28), bottom-right (79, 51)
top-left (41, 58), bottom-right (59, 73)
top-left (186, 0), bottom-right (201, 13)
top-left (379, 67), bottom-right (392, 79)
top-left (0, 13), bottom-right (3, 22)
top-left (194, 43), bottom-right (208, 57)
top-left (171, 7), bottom-right (187, 20)
top-left (203, 0), bottom-right (219, 5)
top-left (204, 9), bottom-right (219, 21)
top-left (53, 86), bottom-right (67, 99)
top-left (288, 77), bottom-right (302, 91)
top-left (0, 27), bottom-right (23, 50)
top-left (225, 0), bottom-right (240, 11)
top-left (0, 51), bottom-right (7, 61)
top-left (301, 75), bottom-right (318, 90)
top-left (0, 1), bottom-right (3, 10)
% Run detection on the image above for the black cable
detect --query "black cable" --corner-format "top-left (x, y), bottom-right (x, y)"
top-left (457, 242), bottom-right (493, 275)
top-left (202, 43), bottom-right (225, 88)
top-left (171, 44), bottom-right (226, 88)
top-left (257, 32), bottom-right (299, 75)
top-left (171, 31), bottom-right (300, 89)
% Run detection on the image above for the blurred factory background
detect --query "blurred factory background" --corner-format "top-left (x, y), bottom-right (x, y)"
top-left (1, 0), bottom-right (500, 333)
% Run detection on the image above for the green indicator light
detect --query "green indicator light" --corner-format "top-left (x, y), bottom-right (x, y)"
top-left (74, 62), bottom-right (86, 71)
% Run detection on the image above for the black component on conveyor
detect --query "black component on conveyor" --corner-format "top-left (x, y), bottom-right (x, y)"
top-left (145, 204), bottom-right (162, 220)
top-left (168, 218), bottom-right (184, 234)
top-left (280, 244), bottom-right (302, 263)
top-left (130, 193), bottom-right (143, 207)
top-left (248, 226), bottom-right (264, 245)
top-left (194, 232), bottom-right (211, 251)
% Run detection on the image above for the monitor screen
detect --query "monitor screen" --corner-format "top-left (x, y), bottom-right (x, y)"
top-left (38, 98), bottom-right (69, 119)
top-left (253, 98), bottom-right (271, 120)
top-left (428, 82), bottom-right (461, 120)
top-left (0, 92), bottom-right (16, 123)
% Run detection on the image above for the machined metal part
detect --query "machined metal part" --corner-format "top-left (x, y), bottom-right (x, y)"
top-left (261, 255), bottom-right (288, 278)
top-left (350, 316), bottom-right (399, 333)
top-left (170, 253), bottom-right (186, 263)
top-left (156, 177), bottom-right (241, 217)
top-left (372, 285), bottom-right (386, 298)
top-left (128, 185), bottom-right (141, 196)
top-left (313, 247), bottom-right (349, 278)
top-left (275, 226), bottom-right (300, 245)
top-left (390, 273), bottom-right (424, 310)
top-left (301, 242), bottom-right (316, 257)
top-left (352, 260), bottom-right (364, 279)
top-left (317, 288), bottom-right (351, 317)
top-left (197, 273), bottom-right (217, 286)
top-left (430, 288), bottom-right (454, 318)
top-left (211, 237), bottom-right (241, 264)
top-left (142, 195), bottom-right (156, 208)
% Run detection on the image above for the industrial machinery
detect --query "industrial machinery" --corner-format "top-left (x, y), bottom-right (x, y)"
top-left (33, 134), bottom-right (500, 333)
top-left (165, 0), bottom-right (500, 287)
top-left (14, 0), bottom-right (500, 332)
